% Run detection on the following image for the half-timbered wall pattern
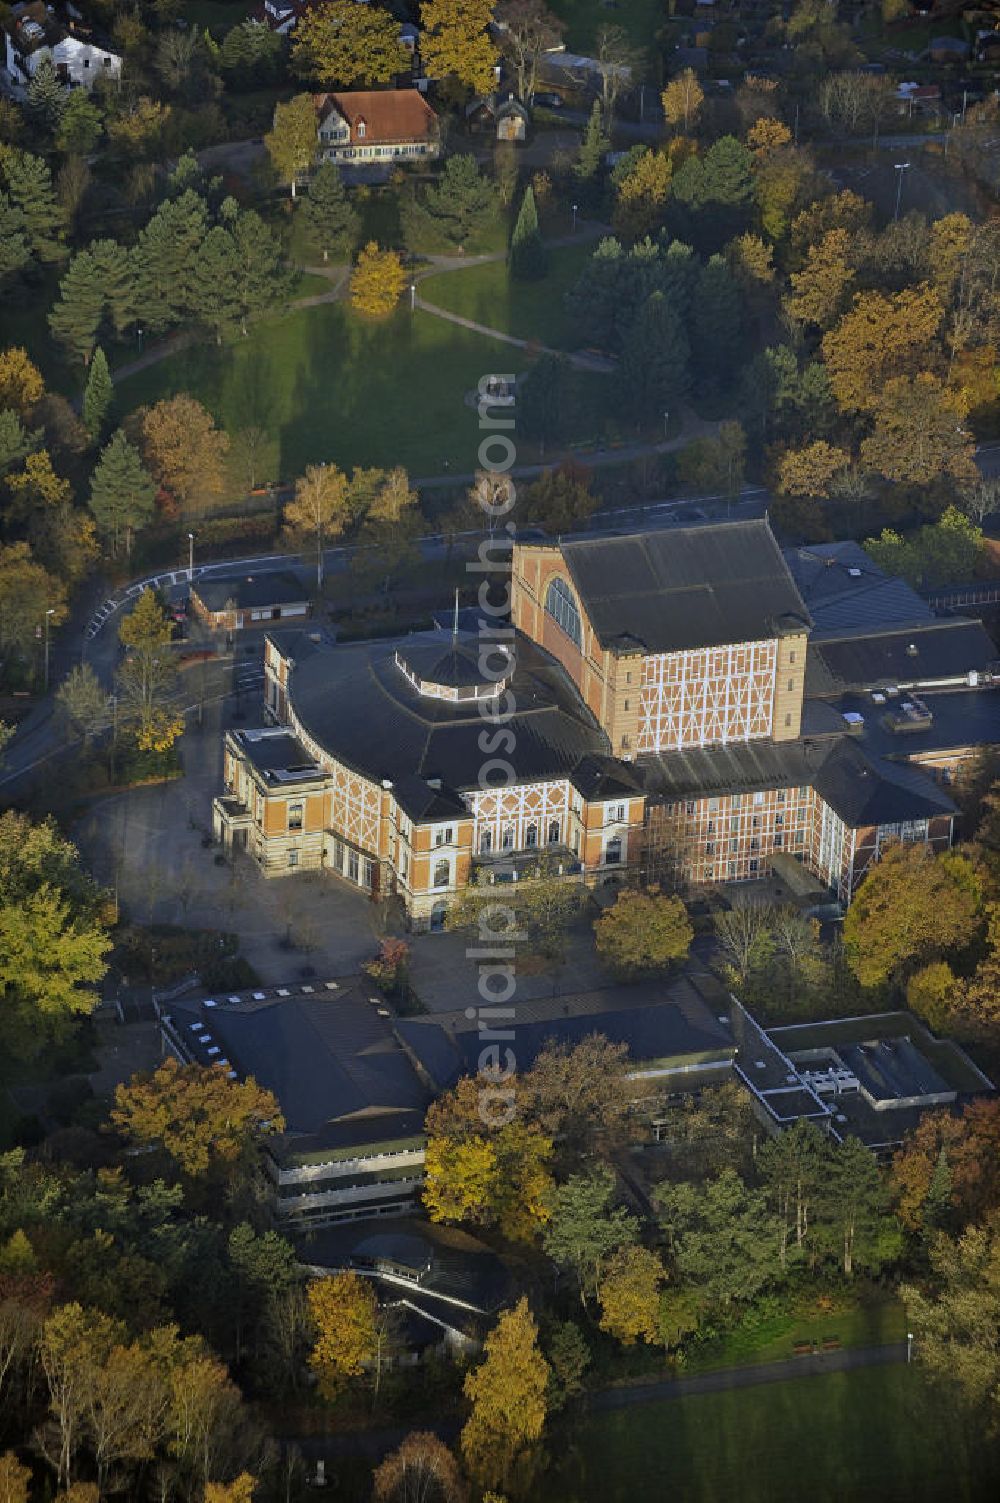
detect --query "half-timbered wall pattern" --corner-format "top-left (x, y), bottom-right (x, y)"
top-left (468, 780), bottom-right (573, 854)
top-left (646, 785), bottom-right (815, 885)
top-left (289, 713), bottom-right (382, 854)
top-left (636, 640), bottom-right (777, 754)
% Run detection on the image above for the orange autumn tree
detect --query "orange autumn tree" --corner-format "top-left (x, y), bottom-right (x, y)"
top-left (111, 1058), bottom-right (284, 1177)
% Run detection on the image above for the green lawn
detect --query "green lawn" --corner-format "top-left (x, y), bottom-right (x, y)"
top-left (117, 302), bottom-right (540, 479)
top-left (418, 243), bottom-right (596, 350)
top-left (548, 0), bottom-right (663, 53)
top-left (543, 1366), bottom-right (1000, 1503)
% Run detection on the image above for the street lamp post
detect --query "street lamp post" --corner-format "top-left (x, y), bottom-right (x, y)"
top-left (43, 607), bottom-right (55, 692)
top-left (663, 410), bottom-right (669, 440)
top-left (410, 282), bottom-right (416, 312)
top-left (188, 531), bottom-right (195, 583)
top-left (572, 203), bottom-right (578, 234)
top-left (907, 1331), bottom-right (914, 1364)
top-left (137, 324), bottom-right (144, 355)
top-left (893, 162), bottom-right (910, 222)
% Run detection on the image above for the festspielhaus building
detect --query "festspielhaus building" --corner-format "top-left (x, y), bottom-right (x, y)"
top-left (214, 520), bottom-right (1000, 928)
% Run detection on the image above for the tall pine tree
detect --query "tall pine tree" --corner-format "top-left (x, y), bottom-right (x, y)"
top-left (26, 58), bottom-right (66, 136)
top-left (691, 254), bottom-right (743, 399)
top-left (88, 430), bottom-right (156, 557)
top-left (191, 225), bottom-right (242, 343)
top-left (1, 150), bottom-right (65, 262)
top-left (619, 291), bottom-right (690, 427)
top-left (510, 183), bottom-right (546, 281)
top-left (48, 248), bottom-right (104, 363)
top-left (130, 189), bottom-right (208, 333)
top-left (82, 347), bottom-right (113, 441)
top-left (232, 210), bottom-right (285, 332)
top-left (0, 192), bottom-right (29, 286)
top-left (300, 163), bottom-right (360, 263)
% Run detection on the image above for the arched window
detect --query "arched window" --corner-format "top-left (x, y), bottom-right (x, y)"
top-left (548, 819), bottom-right (560, 845)
top-left (605, 836), bottom-right (622, 866)
top-left (480, 829), bottom-right (492, 855)
top-left (545, 577), bottom-right (582, 648)
top-left (501, 826), bottom-right (514, 851)
top-left (525, 822), bottom-right (538, 848)
top-left (433, 859), bottom-right (450, 889)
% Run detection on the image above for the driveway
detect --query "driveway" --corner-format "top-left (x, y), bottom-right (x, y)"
top-left (74, 695), bottom-right (383, 987)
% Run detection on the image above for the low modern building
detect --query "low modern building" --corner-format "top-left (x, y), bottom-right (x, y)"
top-left (299, 1217), bottom-right (515, 1357)
top-left (740, 1008), bottom-right (995, 1153)
top-left (314, 88), bottom-right (440, 167)
top-left (213, 520), bottom-right (1000, 922)
top-left (189, 570), bottom-right (310, 634)
top-left (3, 0), bottom-right (120, 90)
top-left (157, 977), bottom-right (431, 1227)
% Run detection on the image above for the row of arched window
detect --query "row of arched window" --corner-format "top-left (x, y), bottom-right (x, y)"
top-left (479, 819), bottom-right (561, 855)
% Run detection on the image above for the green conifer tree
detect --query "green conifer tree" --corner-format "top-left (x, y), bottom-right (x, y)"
top-left (1, 149), bottom-right (66, 262)
top-left (82, 347), bottom-right (113, 441)
top-left (510, 183), bottom-right (547, 281)
top-left (619, 291), bottom-right (690, 427)
top-left (26, 58), bottom-right (67, 136)
top-left (88, 430), bottom-right (156, 557)
top-left (300, 162), bottom-right (360, 263)
top-left (575, 100), bottom-right (609, 184)
top-left (48, 248), bottom-right (104, 363)
top-left (0, 191), bottom-right (29, 285)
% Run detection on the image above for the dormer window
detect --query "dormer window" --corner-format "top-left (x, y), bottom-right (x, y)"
top-left (357, 119), bottom-right (366, 139)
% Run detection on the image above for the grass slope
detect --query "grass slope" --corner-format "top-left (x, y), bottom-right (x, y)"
top-left (544, 1366), bottom-right (999, 1503)
top-left (418, 243), bottom-right (595, 350)
top-left (117, 302), bottom-right (535, 479)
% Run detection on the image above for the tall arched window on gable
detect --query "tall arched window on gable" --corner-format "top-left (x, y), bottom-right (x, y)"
top-left (433, 858), bottom-right (450, 889)
top-left (545, 577), bottom-right (582, 648)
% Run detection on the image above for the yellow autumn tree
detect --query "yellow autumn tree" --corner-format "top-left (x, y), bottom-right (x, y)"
top-left (264, 93), bottom-right (317, 198)
top-left (139, 396), bottom-right (229, 513)
top-left (0, 347), bottom-right (44, 414)
top-left (860, 373), bottom-right (978, 486)
top-left (422, 1074), bottom-right (554, 1241)
top-left (747, 116), bottom-right (792, 153)
top-left (111, 1057), bottom-right (284, 1177)
top-left (461, 1298), bottom-right (550, 1493)
top-left (204, 1478), bottom-right (257, 1503)
top-left (613, 149), bottom-right (672, 238)
top-left (726, 232), bottom-right (775, 287)
top-left (283, 462), bottom-right (350, 586)
top-left (307, 1272), bottom-right (378, 1401)
top-left (775, 440), bottom-right (852, 498)
top-left (0, 1452), bottom-right (30, 1503)
top-left (821, 284), bottom-right (945, 412)
top-left (786, 227), bottom-right (854, 328)
top-left (350, 241), bottom-right (407, 318)
top-left (598, 1244), bottom-right (668, 1345)
top-left (419, 0), bottom-right (498, 93)
top-left (929, 212), bottom-right (973, 304)
top-left (661, 67), bottom-right (703, 132)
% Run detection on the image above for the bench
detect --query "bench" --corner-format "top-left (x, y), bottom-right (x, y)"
top-left (792, 1341), bottom-right (814, 1357)
top-left (821, 1336), bottom-right (842, 1352)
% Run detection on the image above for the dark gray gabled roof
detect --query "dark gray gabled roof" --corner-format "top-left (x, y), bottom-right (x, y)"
top-left (782, 542), bottom-right (933, 639)
top-left (810, 738), bottom-right (956, 829)
top-left (558, 520), bottom-right (810, 653)
top-left (169, 978), bottom-right (429, 1138)
top-left (395, 974), bottom-right (734, 1093)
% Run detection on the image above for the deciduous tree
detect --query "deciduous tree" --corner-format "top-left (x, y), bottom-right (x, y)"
top-left (140, 396), bottom-right (230, 513)
top-left (461, 1298), bottom-right (549, 1492)
top-left (292, 1), bottom-right (407, 87)
top-left (662, 67), bottom-right (703, 132)
top-left (283, 462), bottom-right (349, 586)
top-left (821, 284), bottom-right (944, 412)
top-left (306, 1272), bottom-right (378, 1402)
top-left (543, 1167), bottom-right (638, 1303)
top-left (111, 1057), bottom-right (284, 1178)
top-left (594, 885), bottom-right (693, 977)
top-left (843, 845), bottom-right (983, 991)
top-left (419, 0), bottom-right (498, 94)
top-left (372, 1432), bottom-right (464, 1503)
top-left (0, 347), bottom-right (43, 415)
top-left (860, 373), bottom-right (977, 486)
top-left (775, 440), bottom-right (851, 499)
top-left (901, 1213), bottom-right (1000, 1411)
top-left (264, 94), bottom-right (316, 199)
top-left (350, 241), bottom-right (406, 317)
top-left (597, 1244), bottom-right (667, 1346)
top-left (496, 0), bottom-right (565, 102)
